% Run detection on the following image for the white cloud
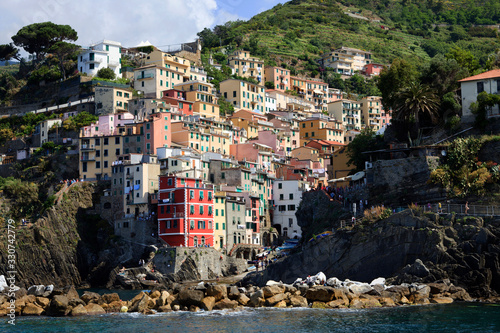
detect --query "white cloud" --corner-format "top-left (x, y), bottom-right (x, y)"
top-left (0, 0), bottom-right (238, 51)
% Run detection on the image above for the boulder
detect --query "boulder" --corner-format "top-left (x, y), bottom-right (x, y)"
top-left (265, 280), bottom-right (282, 286)
top-left (249, 290), bottom-right (265, 307)
top-left (157, 305), bottom-right (172, 312)
top-left (102, 293), bottom-right (120, 304)
top-left (305, 286), bottom-right (336, 302)
top-left (178, 289), bottom-right (204, 307)
top-left (401, 259), bottom-right (430, 278)
top-left (189, 305), bottom-right (200, 312)
top-left (172, 304), bottom-right (181, 311)
top-left (85, 303), bottom-right (106, 315)
top-left (63, 286), bottom-right (80, 301)
top-left (129, 294), bottom-right (151, 313)
top-left (379, 297), bottom-right (396, 307)
top-left (334, 288), bottom-right (350, 305)
top-left (70, 304), bottom-right (88, 316)
top-left (157, 291), bottom-right (170, 307)
top-left (349, 298), bottom-right (364, 309)
top-left (284, 284), bottom-right (297, 294)
top-left (359, 295), bottom-right (382, 308)
top-left (428, 283), bottom-right (449, 295)
top-left (206, 285), bottom-right (227, 301)
top-left (262, 285), bottom-right (285, 298)
top-left (266, 293), bottom-right (286, 306)
top-left (213, 299), bottom-right (239, 310)
top-left (43, 285), bottom-right (54, 297)
top-left (35, 297), bottom-right (50, 308)
top-left (349, 283), bottom-right (373, 295)
top-left (22, 303), bottom-right (44, 316)
top-left (326, 277), bottom-right (342, 288)
top-left (27, 285), bottom-right (46, 297)
top-left (0, 275), bottom-right (7, 292)
top-left (47, 295), bottom-right (70, 316)
top-left (274, 300), bottom-right (287, 308)
top-left (370, 278), bottom-right (386, 287)
top-left (289, 295), bottom-right (308, 307)
top-left (430, 297), bottom-right (454, 304)
top-left (238, 294), bottom-right (250, 306)
top-left (107, 301), bottom-right (126, 312)
top-left (328, 299), bottom-right (347, 308)
top-left (130, 292), bottom-right (146, 304)
top-left (201, 296), bottom-right (216, 311)
top-left (311, 301), bottom-right (329, 309)
top-left (81, 291), bottom-right (101, 304)
top-left (414, 285), bottom-right (431, 298)
top-left (227, 286), bottom-right (240, 300)
top-left (386, 285), bottom-right (410, 297)
top-left (68, 298), bottom-right (86, 308)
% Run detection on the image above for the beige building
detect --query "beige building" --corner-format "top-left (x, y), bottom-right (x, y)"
top-left (298, 115), bottom-right (344, 146)
top-left (214, 192), bottom-right (227, 251)
top-left (134, 65), bottom-right (186, 98)
top-left (318, 47), bottom-right (372, 75)
top-left (327, 99), bottom-right (361, 131)
top-left (142, 49), bottom-right (207, 82)
top-left (220, 79), bottom-right (266, 113)
top-left (227, 50), bottom-right (264, 83)
top-left (95, 86), bottom-right (132, 115)
top-left (175, 81), bottom-right (220, 120)
top-left (80, 135), bottom-right (123, 181)
top-left (360, 96), bottom-right (383, 131)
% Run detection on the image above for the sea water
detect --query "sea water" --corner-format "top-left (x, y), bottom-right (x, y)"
top-left (5, 303), bottom-right (500, 332)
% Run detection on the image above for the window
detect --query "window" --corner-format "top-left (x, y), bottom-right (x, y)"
top-left (199, 191), bottom-right (204, 200)
top-left (289, 193), bottom-right (294, 200)
top-left (168, 178), bottom-right (173, 186)
top-left (208, 206), bottom-right (213, 215)
top-left (190, 220), bottom-right (195, 229)
top-left (278, 183), bottom-right (282, 189)
top-left (104, 138), bottom-right (109, 145)
top-left (288, 204), bottom-right (296, 211)
top-left (477, 82), bottom-right (484, 93)
top-left (199, 206), bottom-right (204, 215)
top-left (95, 138), bottom-right (100, 146)
top-left (190, 205), bottom-right (195, 214)
top-left (289, 218), bottom-right (293, 227)
top-left (190, 190), bottom-right (194, 199)
top-left (208, 192), bottom-right (212, 201)
top-left (96, 150), bottom-right (100, 157)
top-left (279, 194), bottom-right (284, 200)
top-left (104, 149), bottom-right (108, 157)
top-left (279, 205), bottom-right (286, 211)
top-left (104, 161), bottom-right (108, 168)
top-left (216, 223), bottom-right (219, 230)
top-left (115, 148), bottom-right (120, 155)
top-left (96, 161), bottom-right (101, 168)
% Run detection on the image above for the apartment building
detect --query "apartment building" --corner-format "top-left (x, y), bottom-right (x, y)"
top-left (214, 192), bottom-right (227, 250)
top-left (327, 99), bottom-right (361, 131)
top-left (318, 47), bottom-right (372, 75)
top-left (134, 65), bottom-right (186, 98)
top-left (220, 79), bottom-right (266, 113)
top-left (143, 49), bottom-right (207, 82)
top-left (95, 86), bottom-right (132, 115)
top-left (360, 96), bottom-right (384, 131)
top-left (298, 115), bottom-right (344, 146)
top-left (78, 40), bottom-right (122, 78)
top-left (158, 176), bottom-right (214, 247)
top-left (264, 66), bottom-right (290, 92)
top-left (175, 81), bottom-right (219, 120)
top-left (272, 180), bottom-right (308, 238)
top-left (227, 50), bottom-right (264, 83)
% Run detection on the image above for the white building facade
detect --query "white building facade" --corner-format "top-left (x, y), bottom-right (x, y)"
top-left (272, 180), bottom-right (309, 238)
top-left (459, 69), bottom-right (500, 122)
top-left (78, 40), bottom-right (122, 78)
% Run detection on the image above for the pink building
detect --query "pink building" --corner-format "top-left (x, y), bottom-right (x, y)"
top-left (363, 63), bottom-right (384, 77)
top-left (264, 66), bottom-right (291, 92)
top-left (144, 112), bottom-right (172, 155)
top-left (162, 89), bottom-right (194, 117)
top-left (81, 113), bottom-right (135, 137)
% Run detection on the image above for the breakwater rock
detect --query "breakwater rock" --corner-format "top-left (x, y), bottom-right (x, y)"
top-left (0, 275), bottom-right (478, 317)
top-left (249, 207), bottom-right (500, 299)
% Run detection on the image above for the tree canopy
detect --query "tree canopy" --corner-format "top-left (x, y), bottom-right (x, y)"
top-left (12, 22), bottom-right (77, 62)
top-left (96, 67), bottom-right (116, 80)
top-left (346, 128), bottom-right (385, 173)
top-left (0, 43), bottom-right (20, 62)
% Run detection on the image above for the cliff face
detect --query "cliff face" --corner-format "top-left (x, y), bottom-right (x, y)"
top-left (0, 183), bottom-right (110, 288)
top-left (249, 193), bottom-right (500, 298)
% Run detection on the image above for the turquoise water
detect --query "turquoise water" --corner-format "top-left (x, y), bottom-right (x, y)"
top-left (5, 303), bottom-right (500, 332)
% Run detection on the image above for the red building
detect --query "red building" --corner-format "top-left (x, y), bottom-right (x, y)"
top-left (162, 89), bottom-right (194, 116)
top-left (363, 63), bottom-right (384, 77)
top-left (158, 176), bottom-right (214, 247)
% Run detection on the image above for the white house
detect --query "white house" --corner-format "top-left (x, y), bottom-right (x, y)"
top-left (459, 69), bottom-right (500, 122)
top-left (272, 180), bottom-right (309, 238)
top-left (78, 40), bottom-right (122, 78)
top-left (35, 119), bottom-right (62, 146)
top-left (265, 92), bottom-right (277, 113)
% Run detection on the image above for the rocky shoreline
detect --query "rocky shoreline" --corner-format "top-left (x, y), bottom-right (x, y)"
top-left (2, 274), bottom-right (499, 318)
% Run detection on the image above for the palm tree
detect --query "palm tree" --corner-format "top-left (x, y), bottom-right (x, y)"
top-left (393, 81), bottom-right (440, 128)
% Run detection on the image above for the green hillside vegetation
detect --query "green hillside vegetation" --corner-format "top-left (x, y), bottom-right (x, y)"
top-left (198, 0), bottom-right (500, 76)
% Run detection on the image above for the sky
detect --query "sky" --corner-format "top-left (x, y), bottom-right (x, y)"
top-left (0, 0), bottom-right (285, 51)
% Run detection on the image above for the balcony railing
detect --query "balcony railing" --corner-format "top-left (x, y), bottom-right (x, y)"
top-left (136, 73), bottom-right (154, 80)
top-left (80, 144), bottom-right (95, 150)
top-left (80, 156), bottom-right (95, 161)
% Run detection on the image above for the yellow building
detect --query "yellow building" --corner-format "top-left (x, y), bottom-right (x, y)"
top-left (229, 118), bottom-right (259, 139)
top-left (220, 79), bottom-right (266, 113)
top-left (134, 65), bottom-right (186, 98)
top-left (170, 122), bottom-right (211, 153)
top-left (327, 99), bottom-right (361, 131)
top-left (175, 81), bottom-right (220, 120)
top-left (360, 96), bottom-right (383, 131)
top-left (209, 131), bottom-right (231, 155)
top-left (214, 191), bottom-right (227, 251)
top-left (227, 50), bottom-right (264, 83)
top-left (298, 116), bottom-right (344, 146)
top-left (95, 86), bottom-right (132, 115)
top-left (79, 135), bottom-right (123, 181)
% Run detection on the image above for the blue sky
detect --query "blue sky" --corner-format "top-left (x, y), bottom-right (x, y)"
top-left (0, 0), bottom-right (286, 50)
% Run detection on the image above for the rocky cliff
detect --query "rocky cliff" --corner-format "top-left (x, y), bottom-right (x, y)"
top-left (246, 195), bottom-right (500, 299)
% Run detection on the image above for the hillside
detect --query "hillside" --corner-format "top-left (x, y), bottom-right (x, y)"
top-left (199, 0), bottom-right (500, 77)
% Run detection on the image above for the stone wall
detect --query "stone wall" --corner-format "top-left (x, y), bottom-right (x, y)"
top-left (153, 247), bottom-right (247, 280)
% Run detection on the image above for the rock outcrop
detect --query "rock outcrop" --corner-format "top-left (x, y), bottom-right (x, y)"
top-left (246, 205), bottom-right (500, 299)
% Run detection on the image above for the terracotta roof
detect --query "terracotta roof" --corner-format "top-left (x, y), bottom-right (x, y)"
top-left (458, 69), bottom-right (500, 83)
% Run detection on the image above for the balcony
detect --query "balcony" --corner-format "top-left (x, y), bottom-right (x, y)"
top-left (80, 144), bottom-right (95, 151)
top-left (126, 173), bottom-right (134, 179)
top-left (171, 212), bottom-right (184, 218)
top-left (136, 73), bottom-right (154, 80)
top-left (82, 57), bottom-right (103, 64)
top-left (80, 156), bottom-right (95, 161)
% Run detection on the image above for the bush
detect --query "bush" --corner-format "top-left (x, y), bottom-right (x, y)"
top-left (96, 67), bottom-right (116, 80)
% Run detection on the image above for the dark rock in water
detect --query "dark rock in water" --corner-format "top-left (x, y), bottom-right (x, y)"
top-left (81, 291), bottom-right (101, 304)
top-left (47, 295), bottom-right (70, 316)
top-left (401, 259), bottom-right (430, 278)
top-left (178, 289), bottom-right (204, 307)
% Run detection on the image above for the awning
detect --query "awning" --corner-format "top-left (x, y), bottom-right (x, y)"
top-left (313, 89), bottom-right (324, 94)
top-left (351, 171), bottom-right (365, 181)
